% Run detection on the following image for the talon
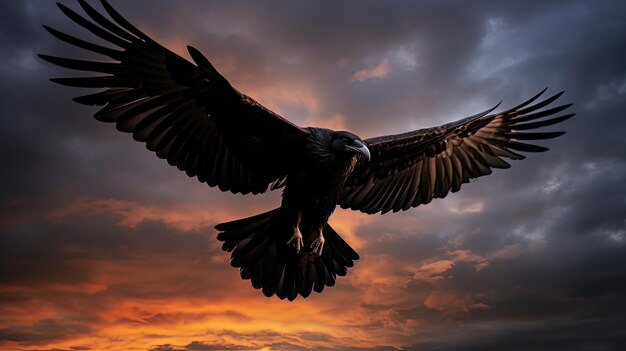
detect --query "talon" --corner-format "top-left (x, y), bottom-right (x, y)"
top-left (309, 234), bottom-right (325, 256)
top-left (287, 228), bottom-right (304, 254)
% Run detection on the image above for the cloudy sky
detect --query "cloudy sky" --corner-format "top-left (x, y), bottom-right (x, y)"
top-left (1, 0), bottom-right (626, 350)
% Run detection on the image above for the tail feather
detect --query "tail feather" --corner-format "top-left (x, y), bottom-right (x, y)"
top-left (313, 258), bottom-right (327, 293)
top-left (215, 208), bottom-right (359, 300)
top-left (324, 225), bottom-right (360, 269)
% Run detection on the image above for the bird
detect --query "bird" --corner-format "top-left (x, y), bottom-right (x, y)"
top-left (41, 0), bottom-right (574, 301)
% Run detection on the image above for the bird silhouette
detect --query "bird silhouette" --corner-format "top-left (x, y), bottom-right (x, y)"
top-left (41, 0), bottom-right (574, 300)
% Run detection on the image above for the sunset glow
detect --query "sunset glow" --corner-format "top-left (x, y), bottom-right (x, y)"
top-left (2, 1), bottom-right (625, 350)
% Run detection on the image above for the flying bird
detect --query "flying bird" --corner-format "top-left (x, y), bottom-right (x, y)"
top-left (42, 0), bottom-right (574, 301)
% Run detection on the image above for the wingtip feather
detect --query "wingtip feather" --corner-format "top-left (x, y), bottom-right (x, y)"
top-left (56, 2), bottom-right (72, 14)
top-left (38, 53), bottom-right (51, 62)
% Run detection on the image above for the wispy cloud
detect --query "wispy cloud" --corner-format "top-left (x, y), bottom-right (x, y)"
top-left (47, 198), bottom-right (236, 232)
top-left (351, 59), bottom-right (390, 81)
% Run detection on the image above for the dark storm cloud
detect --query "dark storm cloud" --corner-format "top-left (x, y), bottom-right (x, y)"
top-left (404, 318), bottom-right (626, 351)
top-left (0, 1), bottom-right (276, 214)
top-left (349, 159), bottom-right (626, 350)
top-left (1, 0), bottom-right (626, 350)
top-left (265, 343), bottom-right (401, 351)
top-left (183, 341), bottom-right (249, 351)
top-left (149, 340), bottom-right (403, 351)
top-left (0, 318), bottom-right (91, 343)
top-left (0, 210), bottom-right (236, 301)
top-left (148, 340), bottom-right (253, 351)
top-left (348, 157), bottom-right (626, 349)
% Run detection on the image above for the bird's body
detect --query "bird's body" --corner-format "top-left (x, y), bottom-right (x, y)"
top-left (215, 128), bottom-right (366, 299)
top-left (284, 129), bottom-right (362, 251)
top-left (288, 128), bottom-right (360, 229)
top-left (42, 0), bottom-right (574, 300)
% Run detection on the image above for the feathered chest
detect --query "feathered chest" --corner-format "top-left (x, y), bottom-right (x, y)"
top-left (296, 152), bottom-right (356, 191)
top-left (283, 132), bottom-right (358, 201)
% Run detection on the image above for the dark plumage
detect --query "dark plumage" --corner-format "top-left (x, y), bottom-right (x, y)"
top-left (42, 0), bottom-right (574, 300)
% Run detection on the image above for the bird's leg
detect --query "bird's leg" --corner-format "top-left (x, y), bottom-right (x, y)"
top-left (309, 227), bottom-right (325, 256)
top-left (286, 210), bottom-right (303, 254)
top-left (287, 227), bottom-right (303, 254)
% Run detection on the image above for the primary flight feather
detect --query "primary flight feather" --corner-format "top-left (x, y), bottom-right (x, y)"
top-left (42, 0), bottom-right (574, 301)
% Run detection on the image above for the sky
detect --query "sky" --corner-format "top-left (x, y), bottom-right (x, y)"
top-left (1, 0), bottom-right (626, 350)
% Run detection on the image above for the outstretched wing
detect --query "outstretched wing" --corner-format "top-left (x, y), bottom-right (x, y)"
top-left (41, 0), bottom-right (308, 195)
top-left (339, 89), bottom-right (574, 214)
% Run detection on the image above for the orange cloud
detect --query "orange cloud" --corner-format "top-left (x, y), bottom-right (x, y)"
top-left (446, 199), bottom-right (485, 214)
top-left (448, 249), bottom-right (490, 271)
top-left (46, 198), bottom-right (253, 232)
top-left (412, 259), bottom-right (455, 282)
top-left (424, 291), bottom-right (490, 314)
top-left (238, 73), bottom-right (357, 133)
top-left (3, 195), bottom-right (417, 351)
top-left (351, 59), bottom-right (391, 81)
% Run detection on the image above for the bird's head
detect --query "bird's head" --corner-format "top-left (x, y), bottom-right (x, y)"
top-left (330, 131), bottom-right (371, 161)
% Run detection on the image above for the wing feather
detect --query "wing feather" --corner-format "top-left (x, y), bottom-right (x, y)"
top-left (42, 0), bottom-right (308, 195)
top-left (340, 90), bottom-right (573, 214)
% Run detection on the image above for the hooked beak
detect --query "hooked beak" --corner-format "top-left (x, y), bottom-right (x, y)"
top-left (346, 140), bottom-right (371, 161)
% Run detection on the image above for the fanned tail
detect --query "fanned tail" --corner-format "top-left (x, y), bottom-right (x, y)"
top-left (216, 209), bottom-right (359, 300)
